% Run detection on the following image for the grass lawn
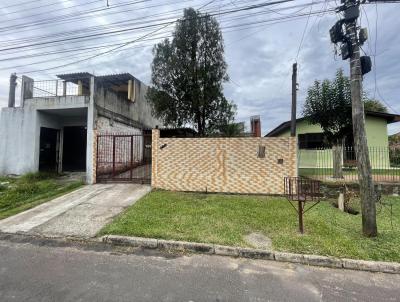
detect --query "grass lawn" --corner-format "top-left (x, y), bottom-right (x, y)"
top-left (0, 172), bottom-right (84, 220)
top-left (101, 190), bottom-right (400, 262)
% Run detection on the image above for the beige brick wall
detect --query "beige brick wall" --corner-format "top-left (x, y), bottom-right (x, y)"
top-left (151, 129), bottom-right (297, 195)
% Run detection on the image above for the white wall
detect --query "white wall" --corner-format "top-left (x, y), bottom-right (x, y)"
top-left (0, 95), bottom-right (90, 176)
top-left (0, 107), bottom-right (38, 175)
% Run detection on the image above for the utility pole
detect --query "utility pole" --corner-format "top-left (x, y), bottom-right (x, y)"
top-left (290, 63), bottom-right (297, 137)
top-left (330, 0), bottom-right (379, 236)
top-left (328, 0), bottom-right (400, 237)
top-left (347, 10), bottom-right (377, 237)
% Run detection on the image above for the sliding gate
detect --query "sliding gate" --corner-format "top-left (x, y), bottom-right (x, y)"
top-left (96, 131), bottom-right (152, 184)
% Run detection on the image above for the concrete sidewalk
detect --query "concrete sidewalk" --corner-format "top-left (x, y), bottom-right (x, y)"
top-left (0, 184), bottom-right (150, 237)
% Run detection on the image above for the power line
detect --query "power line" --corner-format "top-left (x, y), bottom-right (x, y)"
top-left (15, 0), bottom-right (231, 74)
top-left (1, 0), bottom-right (293, 34)
top-left (0, 12), bottom-right (321, 68)
top-left (0, 6), bottom-right (333, 65)
top-left (1, 0), bottom-right (98, 17)
top-left (0, 0), bottom-right (53, 10)
top-left (0, 0), bottom-right (297, 52)
top-left (0, 0), bottom-right (316, 47)
top-left (0, 0), bottom-right (151, 32)
top-left (295, 1), bottom-right (313, 61)
top-left (1, 0), bottom-right (337, 76)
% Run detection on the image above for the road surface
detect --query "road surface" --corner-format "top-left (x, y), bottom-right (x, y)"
top-left (0, 239), bottom-right (399, 302)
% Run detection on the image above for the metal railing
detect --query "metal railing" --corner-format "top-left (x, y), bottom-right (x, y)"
top-left (298, 146), bottom-right (400, 183)
top-left (32, 80), bottom-right (85, 97)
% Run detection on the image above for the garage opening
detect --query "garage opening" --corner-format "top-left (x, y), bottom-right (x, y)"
top-left (39, 127), bottom-right (59, 172)
top-left (62, 126), bottom-right (87, 171)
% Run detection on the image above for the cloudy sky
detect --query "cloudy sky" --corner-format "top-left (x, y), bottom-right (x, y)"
top-left (0, 0), bottom-right (399, 135)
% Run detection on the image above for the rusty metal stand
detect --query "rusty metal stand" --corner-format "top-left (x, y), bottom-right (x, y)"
top-left (284, 177), bottom-right (321, 234)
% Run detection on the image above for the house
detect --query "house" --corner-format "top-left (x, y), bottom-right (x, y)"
top-left (0, 72), bottom-right (162, 183)
top-left (265, 111), bottom-right (400, 169)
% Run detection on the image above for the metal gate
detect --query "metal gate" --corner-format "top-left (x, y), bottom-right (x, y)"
top-left (96, 131), bottom-right (152, 183)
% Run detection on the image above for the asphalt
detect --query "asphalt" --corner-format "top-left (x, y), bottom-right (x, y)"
top-left (0, 183), bottom-right (151, 237)
top-left (0, 239), bottom-right (399, 302)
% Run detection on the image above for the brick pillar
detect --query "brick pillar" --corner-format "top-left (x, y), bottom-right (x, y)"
top-left (151, 129), bottom-right (160, 188)
top-left (92, 130), bottom-right (97, 184)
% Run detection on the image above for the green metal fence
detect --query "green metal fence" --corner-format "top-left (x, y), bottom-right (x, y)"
top-left (298, 146), bottom-right (400, 183)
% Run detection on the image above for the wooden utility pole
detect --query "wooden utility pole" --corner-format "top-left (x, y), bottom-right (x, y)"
top-left (346, 17), bottom-right (377, 236)
top-left (291, 63), bottom-right (297, 137)
top-left (329, 0), bottom-right (378, 236)
top-left (328, 0), bottom-right (400, 236)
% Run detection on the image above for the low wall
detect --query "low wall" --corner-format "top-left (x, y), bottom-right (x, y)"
top-left (0, 107), bottom-right (38, 175)
top-left (151, 129), bottom-right (297, 195)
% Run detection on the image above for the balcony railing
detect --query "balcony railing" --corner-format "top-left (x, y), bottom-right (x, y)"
top-left (32, 80), bottom-right (88, 98)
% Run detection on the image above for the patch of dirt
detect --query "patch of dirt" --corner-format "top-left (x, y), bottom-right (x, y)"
top-left (244, 232), bottom-right (272, 250)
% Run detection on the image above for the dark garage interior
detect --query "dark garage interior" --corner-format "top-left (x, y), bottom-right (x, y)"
top-left (62, 126), bottom-right (87, 171)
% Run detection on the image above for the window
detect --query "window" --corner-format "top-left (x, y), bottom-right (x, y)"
top-left (298, 133), bottom-right (327, 149)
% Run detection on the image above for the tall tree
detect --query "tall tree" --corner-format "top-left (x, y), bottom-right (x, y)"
top-left (303, 69), bottom-right (388, 178)
top-left (303, 69), bottom-right (352, 178)
top-left (147, 8), bottom-right (235, 135)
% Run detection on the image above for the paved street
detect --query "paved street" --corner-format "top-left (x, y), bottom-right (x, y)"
top-left (0, 239), bottom-right (399, 302)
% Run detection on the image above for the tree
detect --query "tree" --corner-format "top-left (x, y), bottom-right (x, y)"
top-left (147, 8), bottom-right (236, 136)
top-left (303, 69), bottom-right (388, 178)
top-left (364, 98), bottom-right (388, 113)
top-left (216, 121), bottom-right (244, 137)
top-left (303, 69), bottom-right (352, 178)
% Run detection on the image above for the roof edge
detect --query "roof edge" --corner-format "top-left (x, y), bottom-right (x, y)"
top-left (265, 111), bottom-right (400, 137)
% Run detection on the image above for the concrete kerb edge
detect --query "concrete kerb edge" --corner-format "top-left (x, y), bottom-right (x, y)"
top-left (103, 235), bottom-right (400, 274)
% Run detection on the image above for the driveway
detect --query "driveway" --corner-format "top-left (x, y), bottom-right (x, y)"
top-left (0, 184), bottom-right (150, 238)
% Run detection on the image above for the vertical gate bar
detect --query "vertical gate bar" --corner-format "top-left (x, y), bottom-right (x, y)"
top-left (130, 135), bottom-right (133, 181)
top-left (138, 134), bottom-right (141, 182)
top-left (142, 131), bottom-right (145, 183)
top-left (112, 136), bottom-right (116, 178)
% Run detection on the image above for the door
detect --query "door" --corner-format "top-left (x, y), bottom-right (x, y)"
top-left (39, 127), bottom-right (59, 172)
top-left (62, 126), bottom-right (87, 171)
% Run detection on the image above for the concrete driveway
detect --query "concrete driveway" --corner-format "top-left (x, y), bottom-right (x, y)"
top-left (0, 184), bottom-right (150, 238)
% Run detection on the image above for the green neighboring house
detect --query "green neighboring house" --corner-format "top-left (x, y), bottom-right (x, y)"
top-left (265, 111), bottom-right (400, 169)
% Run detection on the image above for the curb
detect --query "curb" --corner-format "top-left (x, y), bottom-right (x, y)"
top-left (102, 235), bottom-right (400, 274)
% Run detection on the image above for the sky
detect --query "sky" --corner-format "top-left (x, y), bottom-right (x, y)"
top-left (0, 0), bottom-right (399, 135)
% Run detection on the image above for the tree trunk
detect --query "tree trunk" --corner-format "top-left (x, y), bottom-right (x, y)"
top-left (332, 139), bottom-right (343, 178)
top-left (347, 21), bottom-right (377, 237)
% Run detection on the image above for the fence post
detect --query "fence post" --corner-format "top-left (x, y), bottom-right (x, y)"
top-left (151, 129), bottom-right (160, 188)
top-left (130, 135), bottom-right (133, 180)
top-left (63, 81), bottom-right (67, 96)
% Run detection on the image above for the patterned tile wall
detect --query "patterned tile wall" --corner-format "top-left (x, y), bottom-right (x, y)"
top-left (152, 129), bottom-right (297, 194)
